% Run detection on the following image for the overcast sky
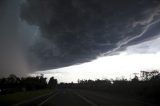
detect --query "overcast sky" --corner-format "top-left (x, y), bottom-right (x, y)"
top-left (0, 0), bottom-right (160, 82)
top-left (35, 37), bottom-right (160, 82)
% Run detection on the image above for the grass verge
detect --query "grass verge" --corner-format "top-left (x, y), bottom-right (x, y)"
top-left (0, 89), bottom-right (53, 106)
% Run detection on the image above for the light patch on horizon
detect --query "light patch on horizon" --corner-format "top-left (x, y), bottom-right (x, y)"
top-left (35, 37), bottom-right (160, 83)
top-left (126, 35), bottom-right (160, 54)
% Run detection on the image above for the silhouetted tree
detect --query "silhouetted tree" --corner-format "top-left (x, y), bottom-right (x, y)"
top-left (48, 77), bottom-right (57, 89)
top-left (57, 70), bottom-right (160, 105)
top-left (0, 74), bottom-right (57, 94)
top-left (131, 75), bottom-right (139, 82)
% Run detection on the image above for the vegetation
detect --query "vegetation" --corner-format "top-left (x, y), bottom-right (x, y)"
top-left (0, 70), bottom-right (160, 105)
top-left (0, 74), bottom-right (57, 105)
top-left (0, 74), bottom-right (57, 94)
top-left (58, 70), bottom-right (160, 105)
top-left (0, 89), bottom-right (51, 105)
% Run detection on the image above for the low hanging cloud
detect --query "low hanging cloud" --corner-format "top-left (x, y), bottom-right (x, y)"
top-left (19, 0), bottom-right (160, 71)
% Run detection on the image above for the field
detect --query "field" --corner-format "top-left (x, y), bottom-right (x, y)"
top-left (0, 89), bottom-right (53, 106)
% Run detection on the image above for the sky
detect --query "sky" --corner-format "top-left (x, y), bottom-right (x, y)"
top-left (0, 0), bottom-right (160, 82)
top-left (35, 37), bottom-right (160, 82)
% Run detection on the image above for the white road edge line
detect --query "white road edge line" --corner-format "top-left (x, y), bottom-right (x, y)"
top-left (12, 92), bottom-right (54, 106)
top-left (38, 93), bottom-right (58, 106)
top-left (74, 92), bottom-right (98, 106)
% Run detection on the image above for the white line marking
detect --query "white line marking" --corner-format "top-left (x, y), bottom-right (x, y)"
top-left (38, 93), bottom-right (58, 106)
top-left (12, 92), bottom-right (54, 106)
top-left (74, 92), bottom-right (98, 106)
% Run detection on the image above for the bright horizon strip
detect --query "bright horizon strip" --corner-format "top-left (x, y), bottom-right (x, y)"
top-left (34, 52), bottom-right (160, 83)
top-left (34, 37), bottom-right (160, 83)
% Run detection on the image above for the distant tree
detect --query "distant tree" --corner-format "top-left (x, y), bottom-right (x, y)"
top-left (20, 74), bottom-right (47, 90)
top-left (150, 70), bottom-right (159, 78)
top-left (131, 76), bottom-right (139, 82)
top-left (48, 77), bottom-right (57, 89)
top-left (132, 73), bottom-right (139, 82)
top-left (140, 71), bottom-right (150, 80)
top-left (141, 70), bottom-right (159, 80)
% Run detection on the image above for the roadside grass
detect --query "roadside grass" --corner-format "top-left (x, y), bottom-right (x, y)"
top-left (0, 89), bottom-right (53, 106)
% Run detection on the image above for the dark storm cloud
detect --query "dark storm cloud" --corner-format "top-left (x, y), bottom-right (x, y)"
top-left (20, 0), bottom-right (160, 70)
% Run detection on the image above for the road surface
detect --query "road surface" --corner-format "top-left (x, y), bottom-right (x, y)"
top-left (15, 89), bottom-right (158, 106)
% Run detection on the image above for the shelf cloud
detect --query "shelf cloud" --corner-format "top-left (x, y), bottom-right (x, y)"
top-left (20, 0), bottom-right (160, 71)
top-left (0, 0), bottom-right (160, 75)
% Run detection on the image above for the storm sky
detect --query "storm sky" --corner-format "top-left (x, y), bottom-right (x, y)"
top-left (0, 0), bottom-right (160, 81)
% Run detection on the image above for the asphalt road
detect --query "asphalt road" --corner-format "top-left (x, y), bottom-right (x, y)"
top-left (40, 89), bottom-right (91, 106)
top-left (15, 89), bottom-right (158, 106)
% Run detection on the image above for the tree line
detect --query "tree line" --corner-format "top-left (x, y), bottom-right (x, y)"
top-left (0, 74), bottom-right (57, 95)
top-left (1, 70), bottom-right (160, 104)
top-left (58, 70), bottom-right (160, 104)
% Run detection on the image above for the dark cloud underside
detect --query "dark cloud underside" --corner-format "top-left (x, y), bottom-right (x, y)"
top-left (20, 0), bottom-right (160, 71)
